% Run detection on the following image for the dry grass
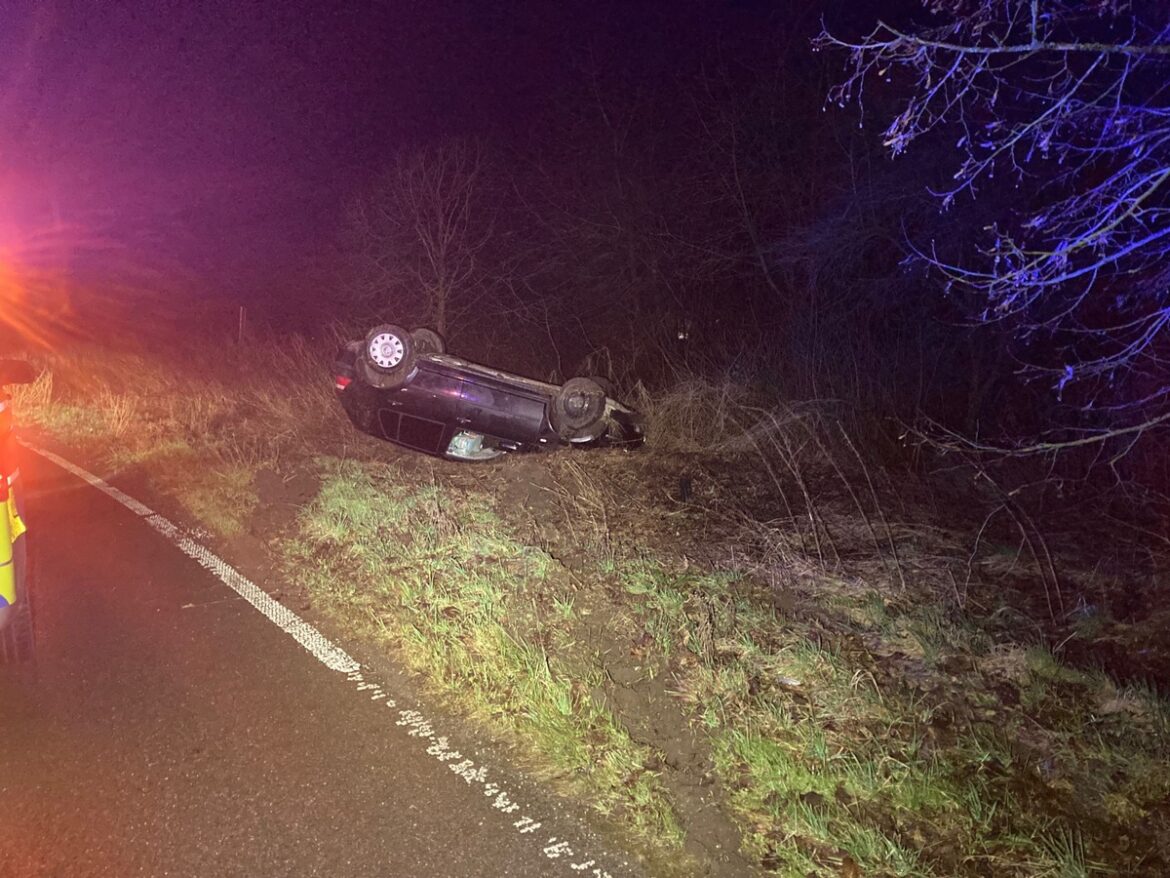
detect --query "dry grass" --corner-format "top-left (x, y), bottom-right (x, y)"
top-left (632, 377), bottom-right (763, 453)
top-left (12, 329), bottom-right (342, 536)
top-left (11, 369), bottom-right (53, 411)
top-left (634, 371), bottom-right (914, 589)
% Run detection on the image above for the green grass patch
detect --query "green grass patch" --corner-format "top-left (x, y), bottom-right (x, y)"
top-left (603, 554), bottom-right (1170, 877)
top-left (288, 458), bottom-right (683, 843)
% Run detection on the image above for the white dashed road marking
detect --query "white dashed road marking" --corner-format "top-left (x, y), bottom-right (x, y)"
top-left (24, 443), bottom-right (620, 878)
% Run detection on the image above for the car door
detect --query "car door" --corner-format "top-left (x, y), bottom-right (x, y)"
top-left (459, 376), bottom-right (548, 443)
top-left (378, 364), bottom-right (464, 455)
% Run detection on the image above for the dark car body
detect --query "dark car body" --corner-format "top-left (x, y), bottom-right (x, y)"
top-left (332, 342), bottom-right (644, 461)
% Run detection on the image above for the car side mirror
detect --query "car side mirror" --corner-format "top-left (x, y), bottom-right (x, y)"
top-left (0, 359), bottom-right (36, 385)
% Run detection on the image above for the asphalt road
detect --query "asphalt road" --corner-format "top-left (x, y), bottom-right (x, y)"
top-left (0, 450), bottom-right (628, 878)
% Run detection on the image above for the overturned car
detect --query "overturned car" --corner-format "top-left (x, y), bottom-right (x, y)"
top-left (332, 325), bottom-right (644, 461)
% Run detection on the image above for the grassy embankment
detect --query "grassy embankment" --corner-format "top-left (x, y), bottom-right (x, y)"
top-left (12, 336), bottom-right (1170, 877)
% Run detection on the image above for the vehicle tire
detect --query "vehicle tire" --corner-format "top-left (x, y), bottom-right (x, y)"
top-left (411, 327), bottom-right (446, 356)
top-left (359, 324), bottom-right (416, 390)
top-left (587, 376), bottom-right (615, 399)
top-left (551, 377), bottom-right (607, 441)
top-left (0, 538), bottom-right (33, 663)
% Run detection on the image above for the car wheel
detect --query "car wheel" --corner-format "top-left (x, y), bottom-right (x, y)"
top-left (587, 376), bottom-right (615, 398)
top-left (411, 327), bottom-right (446, 356)
top-left (359, 324), bottom-right (416, 390)
top-left (551, 377), bottom-right (607, 440)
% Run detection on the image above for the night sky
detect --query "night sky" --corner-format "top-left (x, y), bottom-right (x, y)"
top-left (0, 0), bottom-right (814, 307)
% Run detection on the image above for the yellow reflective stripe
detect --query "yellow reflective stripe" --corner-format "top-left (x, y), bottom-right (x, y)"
top-left (0, 565), bottom-right (13, 606)
top-left (0, 491), bottom-right (12, 605)
top-left (7, 492), bottom-right (24, 542)
top-left (0, 560), bottom-right (13, 606)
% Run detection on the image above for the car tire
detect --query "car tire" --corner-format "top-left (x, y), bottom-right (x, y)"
top-left (0, 538), bottom-right (33, 663)
top-left (587, 376), bottom-right (615, 399)
top-left (551, 377), bottom-right (607, 441)
top-left (411, 327), bottom-right (446, 356)
top-left (359, 324), bottom-right (416, 390)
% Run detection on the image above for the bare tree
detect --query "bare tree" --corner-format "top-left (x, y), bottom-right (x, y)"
top-left (817, 1), bottom-right (1170, 436)
top-left (343, 141), bottom-right (495, 337)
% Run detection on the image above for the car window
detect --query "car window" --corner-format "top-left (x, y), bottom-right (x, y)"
top-left (397, 415), bottom-right (446, 454)
top-left (411, 368), bottom-right (461, 399)
top-left (377, 410), bottom-right (400, 441)
top-left (461, 383), bottom-right (497, 408)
